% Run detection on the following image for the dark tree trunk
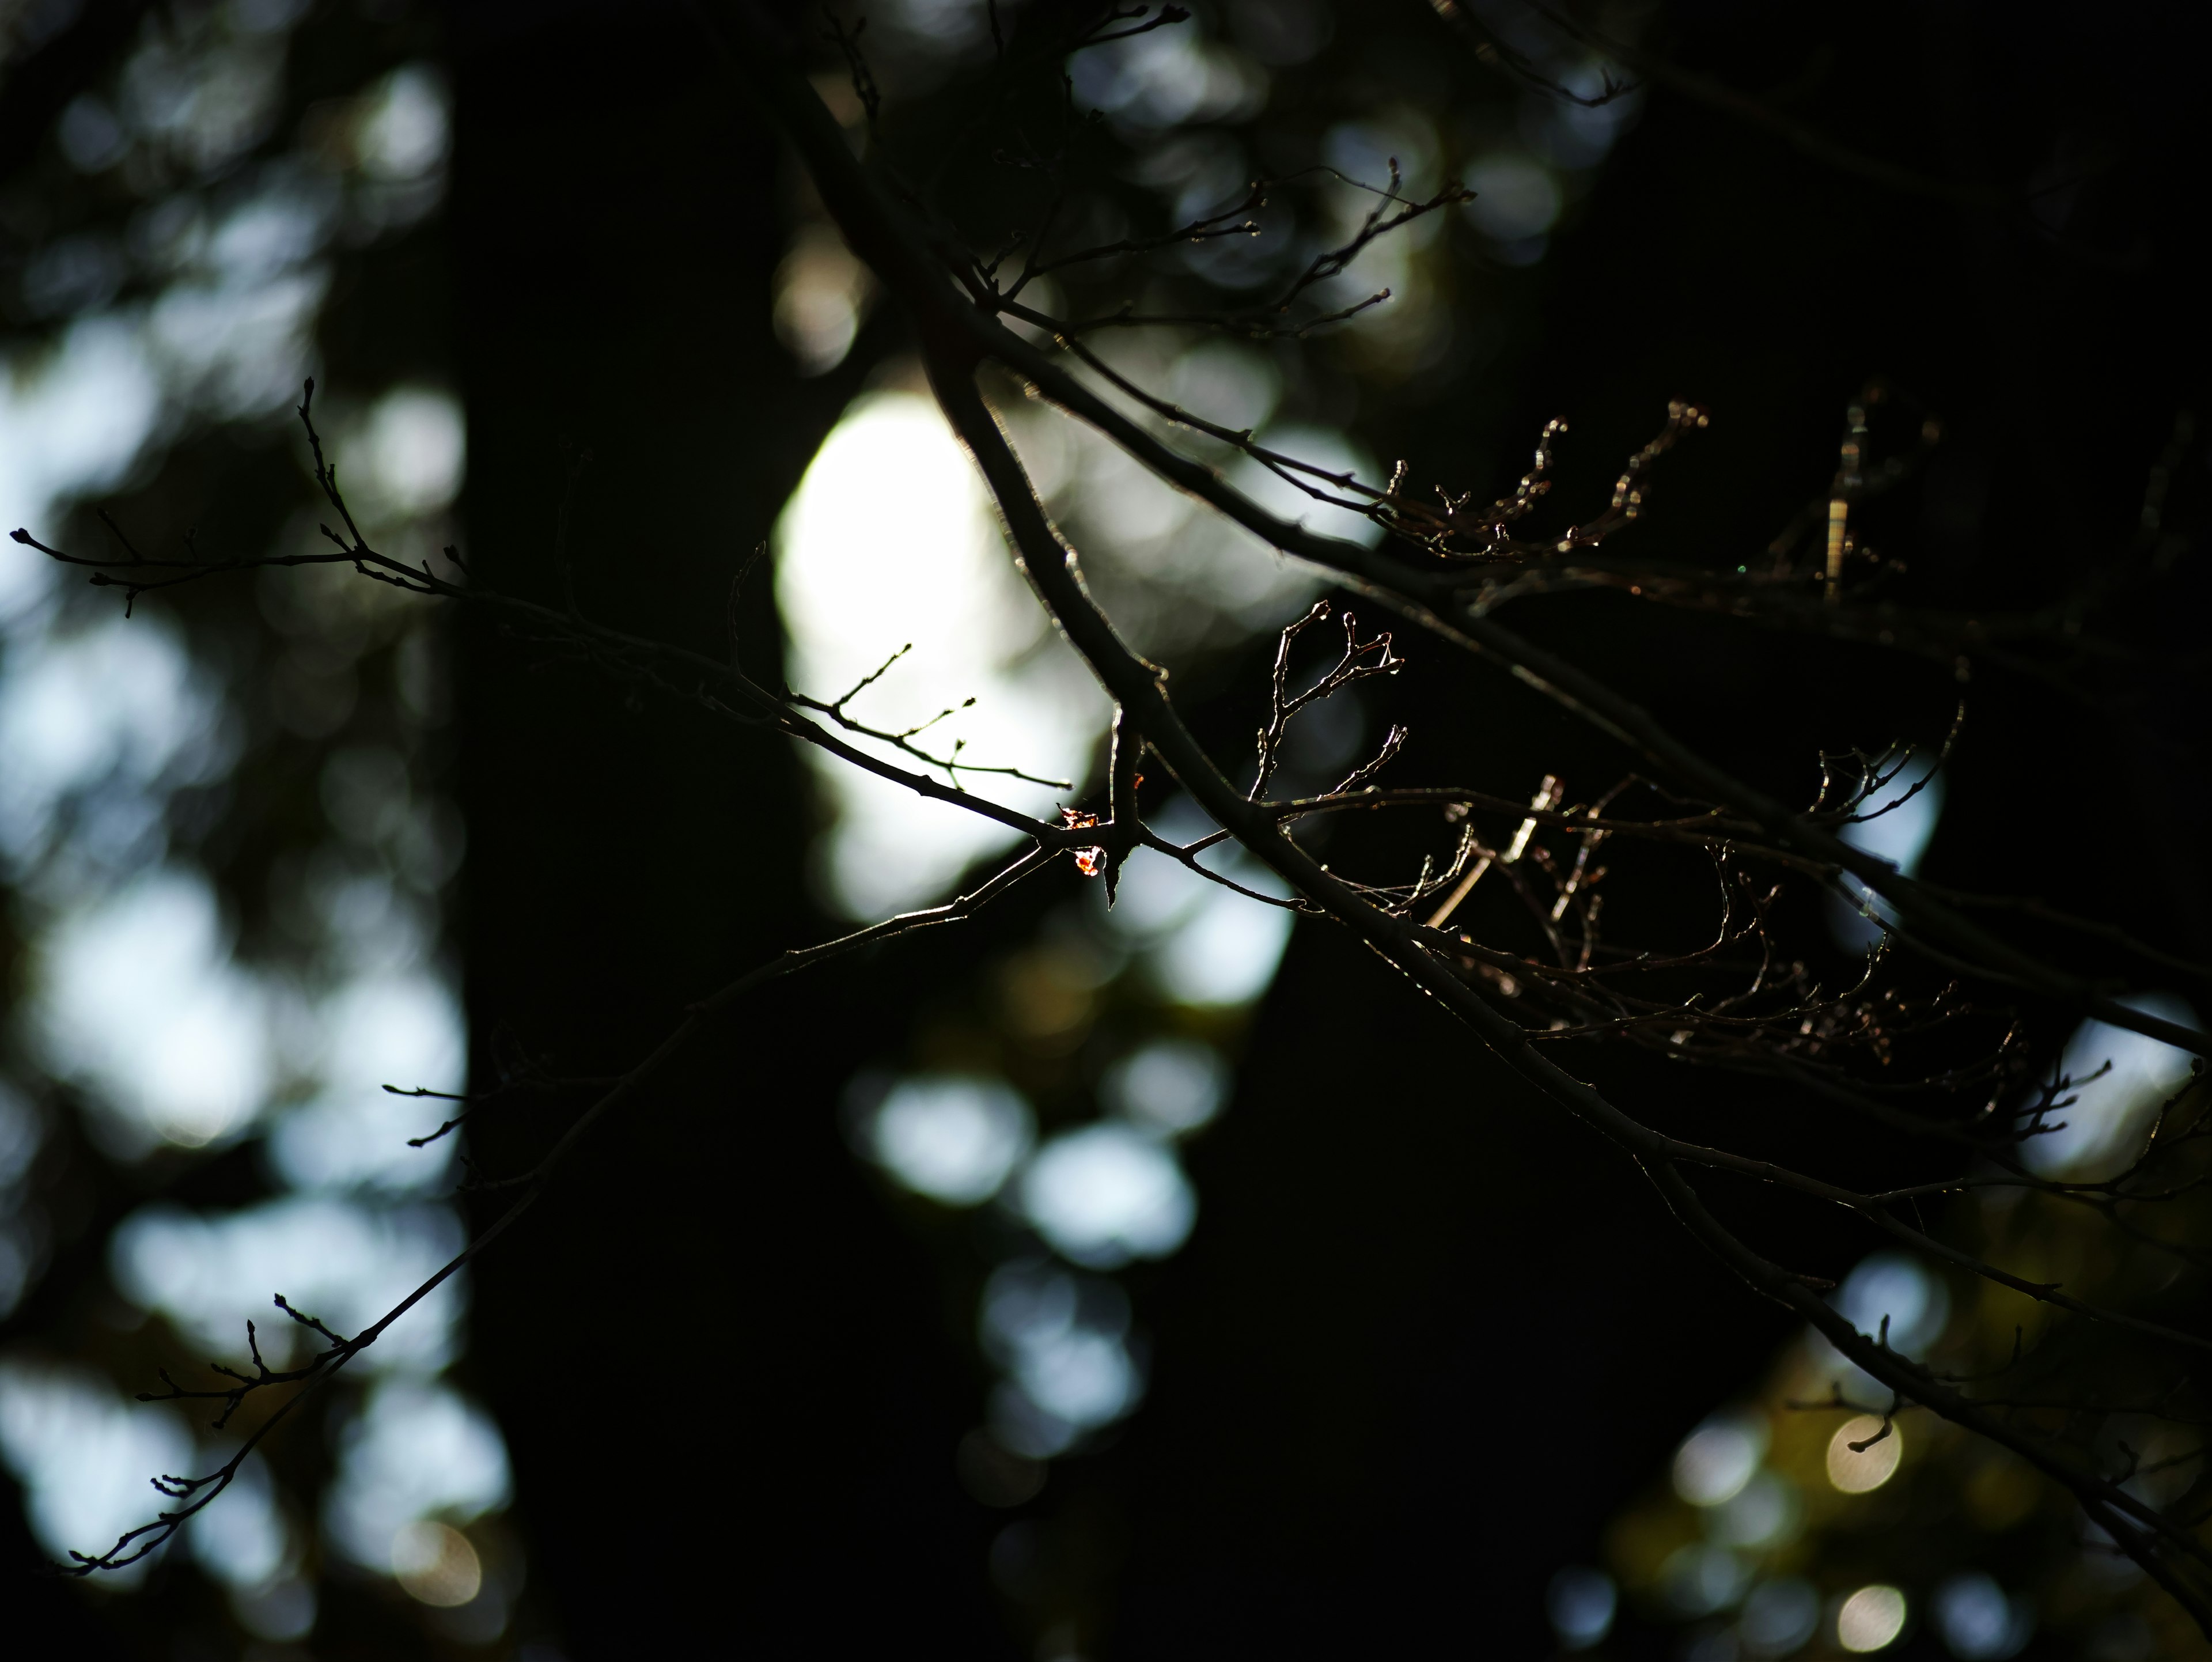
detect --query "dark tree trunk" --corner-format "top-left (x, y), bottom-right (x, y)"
top-left (446, 4), bottom-right (1012, 1651)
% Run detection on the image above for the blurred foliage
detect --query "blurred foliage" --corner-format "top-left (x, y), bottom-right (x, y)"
top-left (0, 0), bottom-right (2205, 1657)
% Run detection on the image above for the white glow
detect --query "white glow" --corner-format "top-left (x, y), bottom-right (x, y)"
top-left (1014, 1325), bottom-right (1138, 1429)
top-left (2022, 993), bottom-right (2202, 1178)
top-left (980, 1261), bottom-right (1141, 1442)
top-left (1828, 760), bottom-right (1946, 952)
top-left (1547, 1565), bottom-right (1617, 1650)
top-left (863, 1075), bottom-right (1035, 1205)
top-left (392, 1519), bottom-right (482, 1607)
top-left (1463, 156), bottom-right (1563, 241)
top-left (1100, 807), bottom-right (1297, 1008)
top-left (206, 189), bottom-right (335, 287)
top-left (1018, 1123), bottom-right (1195, 1267)
top-left (1672, 1412), bottom-right (1767, 1506)
top-left (775, 228), bottom-right (872, 377)
top-left (269, 971), bottom-right (466, 1192)
top-left (1228, 423), bottom-right (1387, 549)
top-left (1827, 1415), bottom-right (1903, 1494)
top-left (149, 267), bottom-right (331, 419)
top-left (354, 387), bottom-right (465, 517)
top-left (1101, 1039), bottom-right (1229, 1135)
top-left (324, 1380), bottom-right (510, 1568)
top-left (1026, 370), bottom-right (1324, 655)
top-left (37, 865), bottom-right (272, 1150)
top-left (0, 616), bottom-right (229, 866)
top-left (775, 391), bottom-right (1109, 918)
top-left (0, 1362), bottom-right (191, 1576)
top-left (0, 314), bottom-right (166, 620)
top-left (1934, 1573), bottom-right (2031, 1660)
top-left (1152, 875), bottom-right (1295, 1005)
top-left (1838, 1251), bottom-right (1950, 1355)
top-left (358, 66), bottom-right (450, 181)
top-left (1837, 1584), bottom-right (1908, 1652)
top-left (188, 1453), bottom-right (290, 1589)
top-left (111, 1195), bottom-right (466, 1373)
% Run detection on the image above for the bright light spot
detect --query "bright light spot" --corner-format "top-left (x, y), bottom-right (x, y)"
top-left (0, 313), bottom-right (165, 620)
top-left (268, 971), bottom-right (467, 1192)
top-left (1740, 1577), bottom-right (1820, 1657)
top-left (1827, 1415), bottom-right (1903, 1494)
top-left (775, 226), bottom-right (874, 376)
top-left (188, 1453), bottom-right (290, 1589)
top-left (149, 267), bottom-right (331, 419)
top-left (1102, 1039), bottom-right (1229, 1135)
top-left (0, 615), bottom-right (229, 866)
top-left (1660, 1541), bottom-right (1749, 1616)
top-left (324, 1381), bottom-right (510, 1568)
top-left (1018, 1123), bottom-right (1195, 1267)
top-left (862, 1075), bottom-right (1034, 1205)
top-left (1014, 1324), bottom-right (1138, 1429)
top-left (2022, 993), bottom-right (2202, 1179)
top-left (0, 1362), bottom-right (191, 1576)
top-left (1837, 1584), bottom-right (1907, 1652)
top-left (1546, 1565), bottom-right (1616, 1649)
top-left (1713, 1471), bottom-right (1801, 1549)
top-left (206, 189), bottom-right (334, 286)
top-left (1229, 423), bottom-right (1387, 548)
top-left (1153, 877), bottom-right (1294, 1006)
top-left (980, 1261), bottom-right (1141, 1452)
top-left (1463, 156), bottom-right (1562, 241)
top-left (355, 387), bottom-right (465, 517)
top-left (1037, 396), bottom-right (1324, 648)
top-left (775, 391), bottom-right (1109, 918)
top-left (36, 866), bottom-right (271, 1152)
top-left (1934, 1572), bottom-right (2031, 1659)
top-left (392, 1520), bottom-right (482, 1607)
top-left (358, 66), bottom-right (451, 180)
top-left (1672, 1412), bottom-right (1767, 1506)
top-left (1838, 1251), bottom-right (1950, 1355)
top-left (111, 1196), bottom-right (466, 1373)
top-left (1828, 758), bottom-right (1946, 952)
top-left (1100, 806), bottom-right (1296, 1007)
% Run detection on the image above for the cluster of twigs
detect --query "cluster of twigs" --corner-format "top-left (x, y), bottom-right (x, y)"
top-left (17, 1), bottom-right (2210, 1631)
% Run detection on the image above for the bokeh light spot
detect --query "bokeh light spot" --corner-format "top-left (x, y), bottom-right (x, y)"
top-left (1018, 1123), bottom-right (1195, 1266)
top-left (1933, 1572), bottom-right (2031, 1659)
top-left (1672, 1412), bottom-right (1767, 1506)
top-left (1101, 1039), bottom-right (1228, 1135)
top-left (862, 1075), bottom-right (1034, 1206)
top-left (391, 1520), bottom-right (481, 1607)
top-left (1546, 1565), bottom-right (1616, 1650)
top-left (1836, 1584), bottom-right (1907, 1652)
top-left (1827, 1415), bottom-right (1903, 1494)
